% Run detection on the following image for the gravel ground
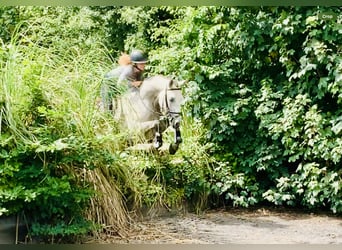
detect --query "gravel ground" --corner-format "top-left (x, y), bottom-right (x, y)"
top-left (98, 207), bottom-right (342, 244)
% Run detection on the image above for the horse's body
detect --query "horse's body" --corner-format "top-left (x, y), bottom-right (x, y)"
top-left (106, 75), bottom-right (184, 154)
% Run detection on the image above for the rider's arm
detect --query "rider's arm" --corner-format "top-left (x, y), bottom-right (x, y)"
top-left (118, 65), bottom-right (138, 88)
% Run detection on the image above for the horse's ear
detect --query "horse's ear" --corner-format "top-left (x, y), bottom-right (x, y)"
top-left (168, 79), bottom-right (174, 88)
top-left (178, 80), bottom-right (186, 87)
top-left (169, 78), bottom-right (186, 89)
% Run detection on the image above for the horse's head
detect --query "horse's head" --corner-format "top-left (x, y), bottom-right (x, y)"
top-left (164, 79), bottom-right (184, 134)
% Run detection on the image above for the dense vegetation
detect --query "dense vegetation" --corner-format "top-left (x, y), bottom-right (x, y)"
top-left (0, 6), bottom-right (341, 243)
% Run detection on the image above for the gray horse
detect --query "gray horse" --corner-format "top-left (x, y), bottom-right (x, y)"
top-left (101, 75), bottom-right (184, 154)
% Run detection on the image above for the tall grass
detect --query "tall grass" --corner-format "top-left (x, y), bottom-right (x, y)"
top-left (0, 22), bottom-right (132, 240)
top-left (0, 30), bottom-right (36, 144)
top-left (116, 114), bottom-right (217, 215)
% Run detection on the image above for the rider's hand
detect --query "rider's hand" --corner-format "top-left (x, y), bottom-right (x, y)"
top-left (132, 81), bottom-right (142, 87)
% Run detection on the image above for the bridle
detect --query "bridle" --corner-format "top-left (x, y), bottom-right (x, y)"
top-left (137, 78), bottom-right (183, 152)
top-left (163, 83), bottom-right (182, 118)
top-left (150, 80), bottom-right (183, 133)
top-left (138, 79), bottom-right (182, 121)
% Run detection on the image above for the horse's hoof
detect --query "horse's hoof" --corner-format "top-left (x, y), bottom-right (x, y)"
top-left (169, 143), bottom-right (179, 155)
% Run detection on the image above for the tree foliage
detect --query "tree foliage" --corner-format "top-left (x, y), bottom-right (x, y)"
top-left (111, 6), bottom-right (342, 213)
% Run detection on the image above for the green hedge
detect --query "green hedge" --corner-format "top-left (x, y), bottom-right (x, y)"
top-left (109, 6), bottom-right (341, 213)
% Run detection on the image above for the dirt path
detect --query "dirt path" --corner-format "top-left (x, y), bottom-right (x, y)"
top-left (101, 208), bottom-right (342, 244)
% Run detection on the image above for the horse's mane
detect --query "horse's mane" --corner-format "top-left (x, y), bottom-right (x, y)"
top-left (140, 75), bottom-right (170, 91)
top-left (143, 75), bottom-right (175, 85)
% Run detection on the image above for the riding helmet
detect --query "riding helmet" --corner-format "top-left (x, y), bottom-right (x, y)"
top-left (130, 50), bottom-right (148, 63)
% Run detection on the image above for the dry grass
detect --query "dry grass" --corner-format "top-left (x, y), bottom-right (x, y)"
top-left (83, 166), bottom-right (130, 238)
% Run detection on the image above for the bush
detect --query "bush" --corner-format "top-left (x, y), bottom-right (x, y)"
top-left (125, 6), bottom-right (342, 213)
top-left (0, 8), bottom-right (129, 242)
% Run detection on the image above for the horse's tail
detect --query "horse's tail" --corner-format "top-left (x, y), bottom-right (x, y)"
top-left (118, 52), bottom-right (131, 66)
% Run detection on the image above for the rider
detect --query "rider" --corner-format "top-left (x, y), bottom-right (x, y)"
top-left (101, 49), bottom-right (148, 111)
top-left (118, 49), bottom-right (148, 90)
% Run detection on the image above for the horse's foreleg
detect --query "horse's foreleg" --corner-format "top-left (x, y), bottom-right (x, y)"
top-left (174, 127), bottom-right (182, 144)
top-left (152, 119), bottom-right (167, 149)
top-left (153, 130), bottom-right (163, 149)
top-left (169, 127), bottom-right (182, 155)
top-left (152, 118), bottom-right (170, 149)
top-left (137, 120), bottom-right (164, 149)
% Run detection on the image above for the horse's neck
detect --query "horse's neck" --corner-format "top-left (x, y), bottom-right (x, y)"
top-left (140, 79), bottom-right (165, 98)
top-left (155, 90), bottom-right (167, 113)
top-left (138, 77), bottom-right (170, 113)
top-left (140, 79), bottom-right (165, 95)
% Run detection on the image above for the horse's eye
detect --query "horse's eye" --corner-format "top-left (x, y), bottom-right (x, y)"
top-left (169, 97), bottom-right (175, 102)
